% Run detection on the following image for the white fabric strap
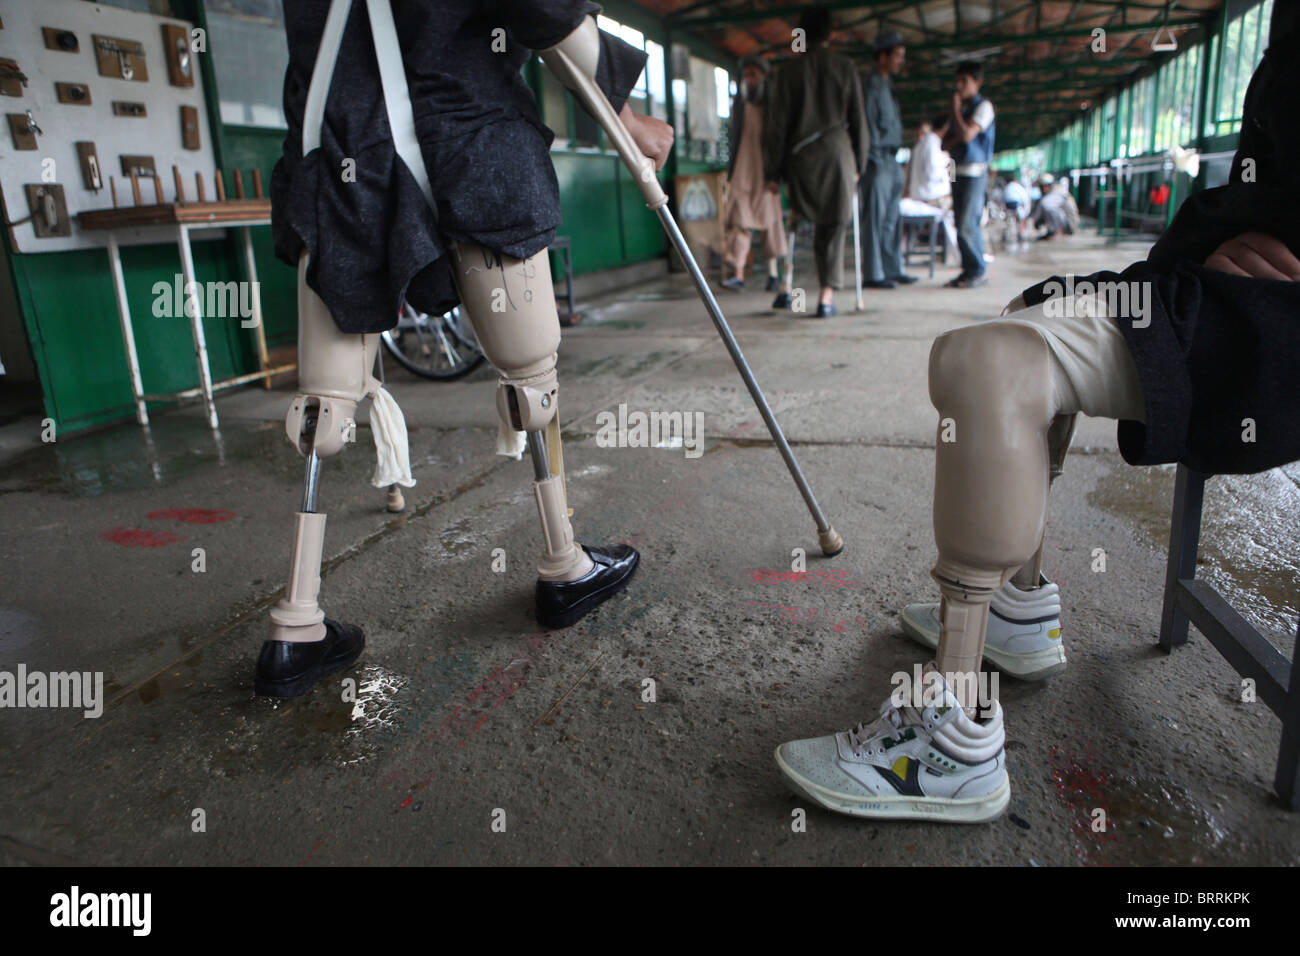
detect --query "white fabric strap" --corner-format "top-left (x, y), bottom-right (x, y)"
top-left (363, 0), bottom-right (436, 210)
top-left (301, 0), bottom-right (436, 218)
top-left (302, 0), bottom-right (353, 156)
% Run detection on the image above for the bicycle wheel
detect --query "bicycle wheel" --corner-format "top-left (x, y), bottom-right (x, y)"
top-left (381, 303), bottom-right (486, 381)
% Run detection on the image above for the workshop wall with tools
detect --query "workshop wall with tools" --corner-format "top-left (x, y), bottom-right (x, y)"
top-left (0, 0), bottom-right (292, 434)
top-left (0, 0), bottom-right (732, 434)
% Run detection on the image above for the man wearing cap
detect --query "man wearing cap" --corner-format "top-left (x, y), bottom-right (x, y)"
top-left (721, 55), bottom-right (788, 298)
top-left (860, 30), bottom-right (913, 289)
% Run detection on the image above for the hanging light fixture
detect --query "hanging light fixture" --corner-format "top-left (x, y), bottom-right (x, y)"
top-left (1152, 1), bottom-right (1179, 52)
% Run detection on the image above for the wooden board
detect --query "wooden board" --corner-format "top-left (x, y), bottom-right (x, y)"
top-left (78, 198), bottom-right (271, 230)
top-left (92, 34), bottom-right (147, 82)
top-left (41, 27), bottom-right (79, 53)
top-left (160, 23), bottom-right (193, 87)
top-left (54, 81), bottom-right (90, 105)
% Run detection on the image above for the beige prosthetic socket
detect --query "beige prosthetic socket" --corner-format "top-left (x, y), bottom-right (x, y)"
top-left (929, 323), bottom-right (1055, 707)
top-left (269, 255), bottom-right (382, 642)
top-left (1011, 412), bottom-right (1077, 590)
top-left (449, 241), bottom-right (593, 582)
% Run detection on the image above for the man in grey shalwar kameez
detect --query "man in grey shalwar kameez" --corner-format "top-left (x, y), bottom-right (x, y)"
top-left (860, 30), bottom-right (914, 289)
top-left (762, 6), bottom-right (868, 318)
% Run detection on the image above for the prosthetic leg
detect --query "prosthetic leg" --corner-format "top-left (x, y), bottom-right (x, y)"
top-left (926, 294), bottom-right (1145, 703)
top-left (449, 240), bottom-right (639, 627)
top-left (929, 322), bottom-right (1055, 709)
top-left (254, 255), bottom-right (386, 697)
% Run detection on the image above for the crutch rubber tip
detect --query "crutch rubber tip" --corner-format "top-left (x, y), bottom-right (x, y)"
top-left (818, 526), bottom-right (843, 557)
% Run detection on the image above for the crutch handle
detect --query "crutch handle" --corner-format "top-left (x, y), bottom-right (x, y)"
top-left (540, 20), bottom-right (668, 210)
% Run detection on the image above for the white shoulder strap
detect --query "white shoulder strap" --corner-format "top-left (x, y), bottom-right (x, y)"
top-left (301, 0), bottom-right (352, 155)
top-left (362, 0), bottom-right (436, 211)
top-left (300, 0), bottom-right (436, 214)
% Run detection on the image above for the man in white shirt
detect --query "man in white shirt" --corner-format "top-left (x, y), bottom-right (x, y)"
top-left (904, 120), bottom-right (958, 258)
top-left (905, 121), bottom-right (951, 204)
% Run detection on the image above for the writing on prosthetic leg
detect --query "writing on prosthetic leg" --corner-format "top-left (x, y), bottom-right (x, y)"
top-left (270, 256), bottom-right (384, 644)
top-left (450, 241), bottom-right (594, 583)
top-left (929, 323), bottom-right (1055, 711)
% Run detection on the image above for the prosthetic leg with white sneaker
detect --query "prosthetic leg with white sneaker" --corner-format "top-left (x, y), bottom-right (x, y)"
top-left (256, 254), bottom-right (414, 697)
top-left (776, 296), bottom-right (1146, 822)
top-left (449, 240), bottom-right (639, 629)
top-left (902, 413), bottom-right (1076, 680)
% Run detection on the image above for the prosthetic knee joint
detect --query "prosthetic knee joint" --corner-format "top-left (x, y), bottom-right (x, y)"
top-left (450, 241), bottom-right (591, 582)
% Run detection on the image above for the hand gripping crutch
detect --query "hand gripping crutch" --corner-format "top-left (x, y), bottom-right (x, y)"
top-left (542, 41), bottom-right (843, 557)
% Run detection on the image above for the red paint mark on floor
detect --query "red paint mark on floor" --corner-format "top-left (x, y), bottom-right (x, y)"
top-left (100, 527), bottom-right (182, 547)
top-left (1049, 739), bottom-right (1117, 855)
top-left (148, 507), bottom-right (236, 524)
top-left (747, 568), bottom-right (868, 589)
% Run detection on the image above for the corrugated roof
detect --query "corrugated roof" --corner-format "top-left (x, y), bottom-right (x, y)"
top-left (637, 1), bottom-right (1221, 149)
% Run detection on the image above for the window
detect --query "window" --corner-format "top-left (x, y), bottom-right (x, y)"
top-left (1210, 0), bottom-right (1272, 136)
top-left (206, 0), bottom-right (289, 128)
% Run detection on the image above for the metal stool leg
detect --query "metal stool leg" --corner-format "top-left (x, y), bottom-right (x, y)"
top-left (1159, 465), bottom-right (1206, 650)
top-left (1277, 617), bottom-right (1300, 809)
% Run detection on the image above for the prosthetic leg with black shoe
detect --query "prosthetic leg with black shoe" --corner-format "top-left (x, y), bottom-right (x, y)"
top-left (255, 255), bottom-right (414, 697)
top-left (449, 240), bottom-right (639, 629)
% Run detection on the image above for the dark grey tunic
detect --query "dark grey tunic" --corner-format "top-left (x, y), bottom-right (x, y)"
top-left (762, 47), bottom-right (868, 227)
top-left (271, 1), bottom-right (647, 334)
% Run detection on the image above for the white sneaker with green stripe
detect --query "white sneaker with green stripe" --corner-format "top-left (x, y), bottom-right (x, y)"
top-left (901, 575), bottom-right (1066, 681)
top-left (774, 668), bottom-right (1009, 823)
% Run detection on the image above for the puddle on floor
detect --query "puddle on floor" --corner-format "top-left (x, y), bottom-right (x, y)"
top-left (0, 418), bottom-right (371, 498)
top-left (1088, 461), bottom-right (1299, 644)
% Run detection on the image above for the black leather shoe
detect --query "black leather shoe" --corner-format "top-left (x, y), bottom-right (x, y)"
top-left (862, 279), bottom-right (897, 289)
top-left (771, 292), bottom-right (793, 309)
top-left (254, 618), bottom-right (365, 698)
top-left (889, 274), bottom-right (919, 284)
top-left (536, 544), bottom-right (640, 629)
top-left (814, 303), bottom-right (838, 318)
top-left (765, 275), bottom-right (781, 292)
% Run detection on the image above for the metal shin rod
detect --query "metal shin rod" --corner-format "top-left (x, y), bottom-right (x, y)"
top-left (656, 206), bottom-right (843, 556)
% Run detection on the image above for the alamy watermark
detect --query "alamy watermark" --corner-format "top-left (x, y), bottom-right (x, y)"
top-left (890, 664), bottom-right (999, 718)
top-left (0, 665), bottom-right (103, 718)
top-left (1039, 275), bottom-right (1150, 328)
top-left (595, 402), bottom-right (705, 458)
top-left (152, 274), bottom-right (260, 327)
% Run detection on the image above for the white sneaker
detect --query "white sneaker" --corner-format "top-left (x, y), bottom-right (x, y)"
top-left (901, 575), bottom-right (1066, 681)
top-left (774, 669), bottom-right (1010, 823)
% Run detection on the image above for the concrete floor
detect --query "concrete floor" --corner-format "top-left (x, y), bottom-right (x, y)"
top-left (1, 232), bottom-right (1297, 866)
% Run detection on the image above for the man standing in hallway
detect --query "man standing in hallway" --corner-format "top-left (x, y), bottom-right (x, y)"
top-left (939, 62), bottom-right (995, 288)
top-left (762, 5), bottom-right (868, 319)
top-left (860, 30), bottom-right (913, 289)
top-left (721, 55), bottom-right (787, 295)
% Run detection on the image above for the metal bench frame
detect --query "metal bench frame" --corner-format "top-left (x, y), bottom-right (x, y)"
top-left (1159, 464), bottom-right (1299, 809)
